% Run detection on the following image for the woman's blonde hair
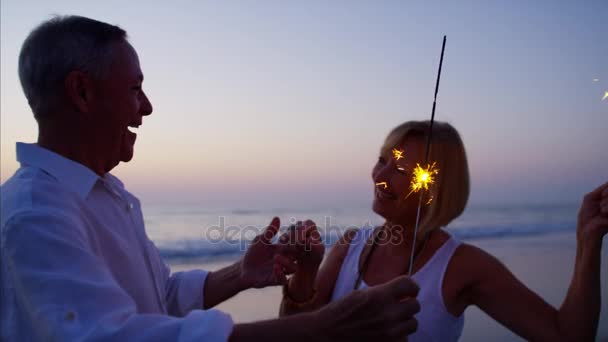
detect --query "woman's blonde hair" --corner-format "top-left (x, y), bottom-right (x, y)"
top-left (380, 120), bottom-right (470, 236)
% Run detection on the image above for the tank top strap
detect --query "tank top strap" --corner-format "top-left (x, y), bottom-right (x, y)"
top-left (436, 234), bottom-right (462, 287)
top-left (330, 227), bottom-right (374, 301)
top-left (350, 227), bottom-right (374, 263)
top-left (412, 232), bottom-right (461, 291)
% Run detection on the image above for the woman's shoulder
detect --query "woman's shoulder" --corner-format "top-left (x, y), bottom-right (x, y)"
top-left (326, 226), bottom-right (376, 265)
top-left (447, 240), bottom-right (508, 287)
top-left (332, 227), bottom-right (370, 253)
top-left (443, 240), bottom-right (507, 313)
top-left (342, 227), bottom-right (361, 243)
top-left (452, 242), bottom-right (499, 264)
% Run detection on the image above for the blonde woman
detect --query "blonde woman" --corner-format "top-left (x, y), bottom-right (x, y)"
top-left (278, 121), bottom-right (608, 341)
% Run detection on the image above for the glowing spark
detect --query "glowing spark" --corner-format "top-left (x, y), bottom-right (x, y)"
top-left (404, 162), bottom-right (439, 200)
top-left (392, 148), bottom-right (404, 161)
top-left (376, 182), bottom-right (388, 189)
top-left (411, 162), bottom-right (439, 192)
top-left (426, 196), bottom-right (433, 205)
top-left (602, 91), bottom-right (608, 101)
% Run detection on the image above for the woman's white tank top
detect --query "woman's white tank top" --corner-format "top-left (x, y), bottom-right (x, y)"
top-left (330, 227), bottom-right (464, 341)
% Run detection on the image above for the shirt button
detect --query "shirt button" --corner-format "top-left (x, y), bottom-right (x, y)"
top-left (65, 311), bottom-right (76, 322)
top-left (127, 203), bottom-right (134, 210)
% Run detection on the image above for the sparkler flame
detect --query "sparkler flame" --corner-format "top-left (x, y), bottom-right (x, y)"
top-left (404, 162), bottom-right (439, 200)
top-left (602, 91), bottom-right (608, 101)
top-left (411, 162), bottom-right (439, 192)
top-left (375, 182), bottom-right (388, 189)
top-left (392, 148), bottom-right (404, 161)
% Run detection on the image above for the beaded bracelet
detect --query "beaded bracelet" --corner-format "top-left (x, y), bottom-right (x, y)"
top-left (282, 280), bottom-right (317, 309)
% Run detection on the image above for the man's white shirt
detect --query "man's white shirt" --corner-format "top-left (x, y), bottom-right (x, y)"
top-left (1, 143), bottom-right (233, 341)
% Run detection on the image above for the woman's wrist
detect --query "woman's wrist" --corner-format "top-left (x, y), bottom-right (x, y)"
top-left (575, 235), bottom-right (603, 275)
top-left (577, 229), bottom-right (603, 254)
top-left (283, 280), bottom-right (317, 308)
top-left (287, 270), bottom-right (318, 301)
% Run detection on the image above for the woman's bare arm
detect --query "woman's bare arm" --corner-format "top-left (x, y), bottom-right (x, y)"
top-left (462, 239), bottom-right (602, 341)
top-left (280, 229), bottom-right (358, 316)
top-left (466, 183), bottom-right (607, 341)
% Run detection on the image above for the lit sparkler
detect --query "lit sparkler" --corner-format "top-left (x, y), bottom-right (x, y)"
top-left (602, 91), bottom-right (608, 101)
top-left (392, 148), bottom-right (404, 161)
top-left (408, 36), bottom-right (447, 276)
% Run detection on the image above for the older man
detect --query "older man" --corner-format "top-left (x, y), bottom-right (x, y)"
top-left (0, 16), bottom-right (420, 341)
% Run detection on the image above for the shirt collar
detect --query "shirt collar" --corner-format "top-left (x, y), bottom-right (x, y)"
top-left (16, 142), bottom-right (101, 199)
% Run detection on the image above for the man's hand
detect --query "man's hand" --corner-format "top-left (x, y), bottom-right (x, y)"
top-left (314, 275), bottom-right (420, 340)
top-left (230, 275), bottom-right (420, 342)
top-left (240, 217), bottom-right (298, 289)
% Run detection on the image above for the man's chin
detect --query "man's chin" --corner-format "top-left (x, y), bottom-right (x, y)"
top-left (121, 155), bottom-right (134, 163)
top-left (120, 147), bottom-right (134, 163)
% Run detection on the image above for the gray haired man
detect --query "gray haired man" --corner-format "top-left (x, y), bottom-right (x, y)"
top-left (0, 15), bottom-right (420, 341)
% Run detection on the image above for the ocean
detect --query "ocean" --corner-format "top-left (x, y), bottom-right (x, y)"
top-left (141, 202), bottom-right (580, 265)
top-left (148, 201), bottom-right (608, 340)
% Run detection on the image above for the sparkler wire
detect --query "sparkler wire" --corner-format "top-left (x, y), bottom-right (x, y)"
top-left (407, 35), bottom-right (447, 276)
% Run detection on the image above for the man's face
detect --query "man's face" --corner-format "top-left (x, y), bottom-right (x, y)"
top-left (89, 41), bottom-right (153, 172)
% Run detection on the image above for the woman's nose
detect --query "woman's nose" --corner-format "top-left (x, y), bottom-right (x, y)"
top-left (373, 164), bottom-right (393, 183)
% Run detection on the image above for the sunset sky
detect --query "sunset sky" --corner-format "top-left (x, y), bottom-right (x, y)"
top-left (1, 0), bottom-right (606, 209)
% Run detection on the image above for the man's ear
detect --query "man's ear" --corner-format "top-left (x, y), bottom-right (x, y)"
top-left (64, 71), bottom-right (94, 113)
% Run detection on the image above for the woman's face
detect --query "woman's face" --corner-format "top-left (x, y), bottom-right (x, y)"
top-left (372, 135), bottom-right (427, 223)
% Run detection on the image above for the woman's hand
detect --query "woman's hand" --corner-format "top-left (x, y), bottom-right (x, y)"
top-left (577, 182), bottom-right (608, 247)
top-left (240, 217), bottom-right (299, 289)
top-left (278, 220), bottom-right (325, 276)
top-left (275, 220), bottom-right (325, 303)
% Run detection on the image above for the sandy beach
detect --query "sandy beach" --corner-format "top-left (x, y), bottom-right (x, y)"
top-left (171, 231), bottom-right (608, 341)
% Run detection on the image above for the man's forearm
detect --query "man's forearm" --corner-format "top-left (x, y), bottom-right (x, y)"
top-left (229, 312), bottom-right (320, 342)
top-left (203, 260), bottom-right (247, 309)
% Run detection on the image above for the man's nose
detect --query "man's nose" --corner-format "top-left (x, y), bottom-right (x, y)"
top-left (140, 91), bottom-right (153, 116)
